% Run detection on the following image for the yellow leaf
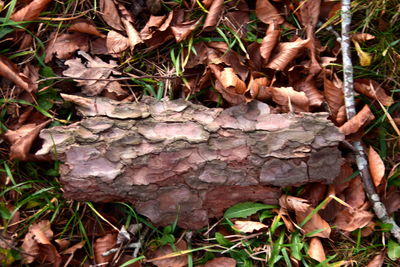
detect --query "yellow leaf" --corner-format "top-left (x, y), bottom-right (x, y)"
top-left (353, 40), bottom-right (372, 67)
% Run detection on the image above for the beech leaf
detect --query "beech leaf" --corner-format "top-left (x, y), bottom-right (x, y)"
top-left (256, 0), bottom-right (284, 25)
top-left (94, 233), bottom-right (117, 265)
top-left (11, 0), bottom-right (52, 21)
top-left (368, 146), bottom-right (385, 187)
top-left (233, 220), bottom-right (268, 233)
top-left (339, 105), bottom-right (375, 135)
top-left (308, 237), bottom-right (326, 262)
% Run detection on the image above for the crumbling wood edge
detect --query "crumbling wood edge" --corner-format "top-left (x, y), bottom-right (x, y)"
top-left (36, 95), bottom-right (344, 229)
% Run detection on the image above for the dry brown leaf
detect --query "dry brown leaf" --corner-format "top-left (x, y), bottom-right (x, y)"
top-left (140, 12), bottom-right (174, 48)
top-left (343, 176), bottom-right (365, 209)
top-left (334, 207), bottom-right (374, 232)
top-left (339, 105), bottom-right (375, 135)
top-left (354, 79), bottom-right (393, 106)
top-left (219, 67), bottom-right (247, 94)
top-left (4, 120), bottom-right (50, 160)
top-left (99, 0), bottom-right (124, 31)
top-left (335, 105), bottom-right (347, 125)
top-left (11, 0), bottom-right (52, 21)
top-left (106, 30), bottom-right (129, 54)
top-left (61, 240), bottom-right (85, 255)
top-left (21, 220), bottom-right (61, 266)
top-left (94, 233), bottom-right (117, 265)
top-left (45, 32), bottom-right (89, 63)
top-left (271, 86), bottom-right (309, 112)
top-left (365, 251), bottom-right (385, 267)
top-left (140, 15), bottom-right (167, 40)
top-left (368, 146), bottom-right (385, 187)
top-left (151, 240), bottom-right (187, 267)
top-left (267, 39), bottom-right (309, 71)
top-left (171, 19), bottom-right (201, 42)
top-left (299, 0), bottom-right (321, 30)
top-left (383, 190), bottom-right (400, 214)
top-left (308, 237), bottom-right (326, 262)
top-left (202, 257), bottom-right (237, 267)
top-left (297, 206), bottom-right (331, 238)
top-left (246, 76), bottom-right (271, 101)
top-left (68, 20), bottom-right (106, 38)
top-left (351, 33), bottom-right (375, 43)
top-left (234, 220), bottom-right (268, 233)
top-left (224, 3), bottom-right (249, 38)
top-left (256, 0), bottom-right (284, 24)
top-left (0, 55), bottom-right (31, 92)
top-left (293, 74), bottom-right (323, 107)
top-left (260, 23), bottom-right (280, 63)
top-left (122, 18), bottom-right (143, 50)
top-left (279, 194), bottom-right (310, 213)
top-left (324, 73), bottom-right (344, 120)
top-left (63, 51), bottom-right (120, 96)
top-left (203, 0), bottom-right (224, 31)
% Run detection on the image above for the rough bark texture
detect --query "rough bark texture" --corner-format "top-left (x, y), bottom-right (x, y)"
top-left (36, 95), bottom-right (344, 229)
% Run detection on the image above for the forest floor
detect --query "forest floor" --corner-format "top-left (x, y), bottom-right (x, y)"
top-left (0, 0), bottom-right (400, 266)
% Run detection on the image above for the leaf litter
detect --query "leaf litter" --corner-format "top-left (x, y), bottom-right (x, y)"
top-left (1, 0), bottom-right (399, 266)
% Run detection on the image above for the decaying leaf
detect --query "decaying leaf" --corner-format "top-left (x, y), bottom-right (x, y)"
top-left (324, 73), bottom-right (344, 120)
top-left (21, 220), bottom-right (61, 266)
top-left (4, 120), bottom-right (50, 160)
top-left (202, 257), bottom-right (236, 267)
top-left (308, 237), bottom-right (326, 262)
top-left (171, 19), bottom-right (201, 42)
top-left (365, 251), bottom-right (385, 267)
top-left (203, 0), bottom-right (224, 31)
top-left (292, 73), bottom-right (323, 108)
top-left (122, 18), bottom-right (143, 50)
top-left (0, 55), bottom-right (31, 92)
top-left (234, 220), bottom-right (268, 233)
top-left (99, 0), bottom-right (124, 31)
top-left (246, 76), bottom-right (271, 101)
top-left (271, 86), bottom-right (309, 112)
top-left (299, 0), bottom-right (321, 30)
top-left (354, 79), bottom-right (393, 106)
top-left (339, 105), bottom-right (375, 135)
top-left (11, 0), bottom-right (52, 21)
top-left (334, 207), bottom-right (374, 232)
top-left (45, 32), bottom-right (89, 63)
top-left (260, 23), bottom-right (280, 63)
top-left (151, 240), bottom-right (187, 267)
top-left (63, 51), bottom-right (121, 96)
top-left (368, 146), bottom-right (385, 187)
top-left (61, 240), bottom-right (85, 255)
top-left (267, 39), bottom-right (309, 71)
top-left (68, 20), bottom-right (106, 38)
top-left (94, 233), bottom-right (117, 265)
top-left (256, 0), bottom-right (284, 25)
top-left (106, 30), bottom-right (129, 54)
top-left (219, 67), bottom-right (247, 94)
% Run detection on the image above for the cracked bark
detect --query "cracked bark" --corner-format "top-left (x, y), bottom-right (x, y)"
top-left (37, 94), bottom-right (344, 229)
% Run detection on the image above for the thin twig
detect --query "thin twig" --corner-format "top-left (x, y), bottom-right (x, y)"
top-left (340, 0), bottom-right (400, 243)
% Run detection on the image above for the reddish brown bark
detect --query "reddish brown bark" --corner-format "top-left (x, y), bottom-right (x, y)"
top-left (37, 95), bottom-right (344, 229)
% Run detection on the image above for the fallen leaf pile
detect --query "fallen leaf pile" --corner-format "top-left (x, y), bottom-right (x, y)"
top-left (0, 0), bottom-right (399, 266)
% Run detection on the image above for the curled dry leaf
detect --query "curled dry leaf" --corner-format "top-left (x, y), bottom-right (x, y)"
top-left (299, 0), bottom-right (321, 30)
top-left (334, 207), bottom-right (374, 232)
top-left (203, 0), bottom-right (224, 31)
top-left (260, 23), bottom-right (280, 63)
top-left (100, 0), bottom-right (124, 31)
top-left (171, 19), bottom-right (201, 42)
top-left (106, 30), bottom-right (129, 54)
top-left (68, 20), bottom-right (106, 38)
top-left (339, 105), bottom-right (375, 135)
top-left (45, 32), bottom-right (89, 63)
top-left (219, 67), bottom-right (247, 94)
top-left (279, 195), bottom-right (310, 213)
top-left (21, 220), bottom-right (61, 266)
top-left (63, 51), bottom-right (120, 96)
top-left (94, 233), bottom-right (117, 265)
top-left (293, 74), bottom-right (323, 108)
top-left (324, 73), bottom-right (344, 120)
top-left (122, 18), bottom-right (143, 50)
top-left (0, 55), bottom-right (31, 92)
top-left (354, 79), bottom-right (393, 106)
top-left (202, 257), bottom-right (236, 267)
top-left (271, 86), bottom-right (309, 112)
top-left (351, 33), bottom-right (375, 43)
top-left (308, 237), bottom-right (326, 262)
top-left (365, 251), bottom-right (385, 267)
top-left (246, 76), bottom-right (271, 101)
top-left (140, 15), bottom-right (167, 40)
top-left (368, 146), bottom-right (385, 187)
top-left (4, 120), bottom-right (50, 160)
top-left (256, 0), bottom-right (284, 24)
top-left (267, 39), bottom-right (309, 71)
top-left (151, 240), bottom-right (187, 267)
top-left (234, 220), bottom-right (268, 233)
top-left (11, 0), bottom-right (52, 21)
top-left (335, 105), bottom-right (347, 126)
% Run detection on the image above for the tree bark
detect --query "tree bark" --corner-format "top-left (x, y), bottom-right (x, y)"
top-left (37, 95), bottom-right (344, 229)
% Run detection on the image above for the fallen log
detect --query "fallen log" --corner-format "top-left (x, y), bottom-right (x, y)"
top-left (36, 94), bottom-right (344, 229)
